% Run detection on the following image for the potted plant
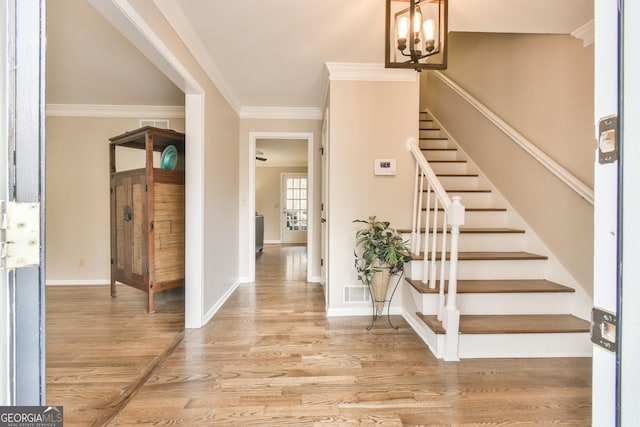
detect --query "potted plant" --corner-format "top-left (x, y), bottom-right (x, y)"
top-left (354, 216), bottom-right (411, 316)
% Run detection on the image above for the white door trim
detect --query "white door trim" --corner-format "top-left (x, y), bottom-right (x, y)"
top-left (247, 132), bottom-right (315, 283)
top-left (89, 0), bottom-right (206, 329)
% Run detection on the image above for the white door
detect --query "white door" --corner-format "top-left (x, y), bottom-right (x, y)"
top-left (320, 110), bottom-right (330, 309)
top-left (281, 173), bottom-right (308, 244)
top-left (593, 1), bottom-right (640, 425)
top-left (1, 0), bottom-right (46, 405)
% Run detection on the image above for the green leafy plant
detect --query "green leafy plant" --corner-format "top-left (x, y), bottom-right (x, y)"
top-left (353, 216), bottom-right (412, 283)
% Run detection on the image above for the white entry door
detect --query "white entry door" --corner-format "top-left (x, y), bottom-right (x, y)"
top-left (281, 173), bottom-right (308, 244)
top-left (1, 0), bottom-right (46, 405)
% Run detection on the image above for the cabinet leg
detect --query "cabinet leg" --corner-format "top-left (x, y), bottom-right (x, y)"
top-left (147, 289), bottom-right (155, 314)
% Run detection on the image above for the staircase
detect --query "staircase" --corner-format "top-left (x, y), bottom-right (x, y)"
top-left (401, 112), bottom-right (592, 360)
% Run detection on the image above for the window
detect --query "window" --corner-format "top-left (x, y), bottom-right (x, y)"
top-left (285, 177), bottom-right (307, 231)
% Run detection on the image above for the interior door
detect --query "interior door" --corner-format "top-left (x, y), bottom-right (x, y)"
top-left (0, 0), bottom-right (46, 405)
top-left (320, 110), bottom-right (330, 308)
top-left (281, 173), bottom-right (308, 244)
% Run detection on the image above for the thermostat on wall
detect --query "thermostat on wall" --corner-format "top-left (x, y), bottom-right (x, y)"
top-left (374, 159), bottom-right (396, 176)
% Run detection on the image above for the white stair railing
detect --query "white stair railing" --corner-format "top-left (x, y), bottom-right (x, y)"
top-left (406, 136), bottom-right (465, 361)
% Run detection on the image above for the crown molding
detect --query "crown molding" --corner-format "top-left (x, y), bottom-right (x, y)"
top-left (154, 0), bottom-right (242, 113)
top-left (46, 104), bottom-right (185, 118)
top-left (325, 62), bottom-right (417, 82)
top-left (571, 19), bottom-right (594, 47)
top-left (239, 106), bottom-right (323, 120)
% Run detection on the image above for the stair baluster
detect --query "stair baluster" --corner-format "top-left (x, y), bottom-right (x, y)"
top-left (407, 136), bottom-right (465, 361)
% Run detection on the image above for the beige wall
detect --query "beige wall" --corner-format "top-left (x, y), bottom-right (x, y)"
top-left (256, 166), bottom-right (308, 242)
top-left (425, 32), bottom-right (595, 187)
top-left (423, 32), bottom-right (594, 295)
top-left (45, 116), bottom-right (185, 283)
top-left (239, 118), bottom-right (323, 280)
top-left (328, 78), bottom-right (419, 311)
top-left (115, 0), bottom-right (241, 322)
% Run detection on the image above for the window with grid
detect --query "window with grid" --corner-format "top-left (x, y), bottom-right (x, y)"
top-left (285, 177), bottom-right (307, 231)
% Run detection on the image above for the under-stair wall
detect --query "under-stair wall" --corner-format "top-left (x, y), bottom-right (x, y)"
top-left (420, 33), bottom-right (594, 297)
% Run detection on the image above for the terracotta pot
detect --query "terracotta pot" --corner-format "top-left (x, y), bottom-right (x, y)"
top-left (370, 260), bottom-right (392, 316)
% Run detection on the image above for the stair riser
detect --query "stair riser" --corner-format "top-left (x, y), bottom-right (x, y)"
top-left (418, 211), bottom-right (508, 227)
top-left (420, 139), bottom-right (453, 150)
top-left (458, 333), bottom-right (592, 358)
top-left (405, 232), bottom-right (526, 252)
top-left (429, 162), bottom-right (470, 175)
top-left (415, 292), bottom-right (574, 315)
top-left (407, 259), bottom-right (550, 281)
top-left (422, 191), bottom-right (493, 206)
top-left (422, 150), bottom-right (461, 161)
top-left (420, 129), bottom-right (442, 138)
top-left (436, 176), bottom-right (481, 188)
top-left (420, 120), bottom-right (435, 128)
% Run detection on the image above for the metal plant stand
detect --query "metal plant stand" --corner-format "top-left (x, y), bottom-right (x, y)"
top-left (366, 271), bottom-right (404, 330)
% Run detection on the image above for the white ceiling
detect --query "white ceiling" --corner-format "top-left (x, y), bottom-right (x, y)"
top-left (47, 0), bottom-right (593, 113)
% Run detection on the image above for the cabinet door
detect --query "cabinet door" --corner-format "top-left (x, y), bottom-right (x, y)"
top-left (111, 174), bottom-right (148, 286)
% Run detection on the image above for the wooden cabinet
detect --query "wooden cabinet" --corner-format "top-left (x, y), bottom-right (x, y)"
top-left (109, 127), bottom-right (185, 313)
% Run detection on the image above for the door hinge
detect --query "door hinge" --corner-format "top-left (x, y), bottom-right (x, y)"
top-left (144, 184), bottom-right (148, 192)
top-left (320, 147), bottom-right (324, 155)
top-left (0, 200), bottom-right (41, 270)
top-left (320, 258), bottom-right (324, 267)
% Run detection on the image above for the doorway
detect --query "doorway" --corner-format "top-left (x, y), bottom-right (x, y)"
top-left (248, 132), bottom-right (315, 283)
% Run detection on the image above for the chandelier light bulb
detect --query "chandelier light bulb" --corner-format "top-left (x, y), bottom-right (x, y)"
top-left (397, 16), bottom-right (410, 39)
top-left (396, 16), bottom-right (409, 51)
top-left (423, 19), bottom-right (436, 52)
top-left (413, 10), bottom-right (422, 41)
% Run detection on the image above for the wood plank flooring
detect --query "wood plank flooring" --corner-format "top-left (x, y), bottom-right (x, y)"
top-left (47, 244), bottom-right (592, 426)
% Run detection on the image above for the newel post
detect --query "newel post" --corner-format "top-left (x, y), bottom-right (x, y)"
top-left (443, 196), bottom-right (465, 361)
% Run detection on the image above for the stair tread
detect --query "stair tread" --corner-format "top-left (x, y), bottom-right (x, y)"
top-left (410, 251), bottom-right (548, 261)
top-left (422, 148), bottom-right (457, 151)
top-left (436, 173), bottom-right (479, 177)
top-left (428, 160), bottom-right (467, 163)
top-left (420, 137), bottom-right (447, 140)
top-left (452, 189), bottom-right (491, 193)
top-left (417, 314), bottom-right (590, 334)
top-left (406, 278), bottom-right (575, 294)
top-left (397, 227), bottom-right (525, 234)
top-left (423, 207), bottom-right (507, 212)
top-left (428, 188), bottom-right (492, 193)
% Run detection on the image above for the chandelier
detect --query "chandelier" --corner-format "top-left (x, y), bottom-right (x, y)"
top-left (385, 0), bottom-right (448, 71)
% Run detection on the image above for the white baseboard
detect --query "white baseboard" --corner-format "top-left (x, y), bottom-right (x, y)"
top-left (201, 280), bottom-right (241, 326)
top-left (264, 240), bottom-right (281, 244)
top-left (46, 279), bottom-right (110, 286)
top-left (308, 275), bottom-right (322, 283)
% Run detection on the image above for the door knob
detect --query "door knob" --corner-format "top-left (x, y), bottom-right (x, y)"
top-left (123, 205), bottom-right (132, 222)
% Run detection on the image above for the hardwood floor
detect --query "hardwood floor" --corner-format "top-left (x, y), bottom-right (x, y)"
top-left (47, 244), bottom-right (592, 426)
